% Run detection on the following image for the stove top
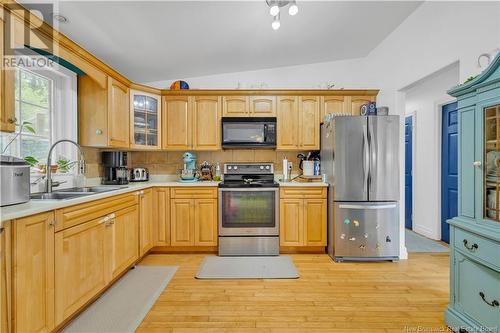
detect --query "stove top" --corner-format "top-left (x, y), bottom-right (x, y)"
top-left (218, 162), bottom-right (278, 188)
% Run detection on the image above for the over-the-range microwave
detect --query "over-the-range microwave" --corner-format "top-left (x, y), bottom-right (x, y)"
top-left (221, 117), bottom-right (277, 148)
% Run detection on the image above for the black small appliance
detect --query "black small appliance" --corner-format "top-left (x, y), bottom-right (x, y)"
top-left (102, 151), bottom-right (129, 185)
top-left (221, 117), bottom-right (276, 148)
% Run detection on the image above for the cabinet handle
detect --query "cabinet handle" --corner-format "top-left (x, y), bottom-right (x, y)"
top-left (100, 216), bottom-right (110, 224)
top-left (473, 161), bottom-right (482, 167)
top-left (479, 291), bottom-right (500, 307)
top-left (49, 219), bottom-right (56, 227)
top-left (463, 239), bottom-right (478, 251)
top-left (0, 227), bottom-right (4, 234)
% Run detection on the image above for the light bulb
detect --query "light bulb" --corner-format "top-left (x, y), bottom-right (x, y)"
top-left (289, 4), bottom-right (298, 16)
top-left (272, 15), bottom-right (280, 30)
top-left (269, 5), bottom-right (280, 16)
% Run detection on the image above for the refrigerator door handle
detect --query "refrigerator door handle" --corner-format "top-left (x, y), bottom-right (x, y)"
top-left (338, 204), bottom-right (398, 210)
top-left (362, 125), bottom-right (369, 190)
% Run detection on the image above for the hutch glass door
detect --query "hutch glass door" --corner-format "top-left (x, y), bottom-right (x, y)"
top-left (484, 104), bottom-right (500, 222)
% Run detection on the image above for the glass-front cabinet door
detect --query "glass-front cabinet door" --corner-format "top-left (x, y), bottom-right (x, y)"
top-left (484, 104), bottom-right (500, 222)
top-left (130, 90), bottom-right (161, 149)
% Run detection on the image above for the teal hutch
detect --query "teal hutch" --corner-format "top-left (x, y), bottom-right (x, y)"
top-left (447, 54), bottom-right (500, 333)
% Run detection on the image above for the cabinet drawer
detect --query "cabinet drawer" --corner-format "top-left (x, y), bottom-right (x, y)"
top-left (170, 187), bottom-right (217, 199)
top-left (454, 227), bottom-right (500, 269)
top-left (55, 193), bottom-right (139, 231)
top-left (454, 252), bottom-right (500, 329)
top-left (280, 187), bottom-right (327, 199)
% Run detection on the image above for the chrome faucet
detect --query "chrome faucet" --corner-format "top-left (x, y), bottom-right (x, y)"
top-left (45, 139), bottom-right (86, 193)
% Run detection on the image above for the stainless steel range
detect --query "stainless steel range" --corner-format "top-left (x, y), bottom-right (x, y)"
top-left (218, 163), bottom-right (279, 256)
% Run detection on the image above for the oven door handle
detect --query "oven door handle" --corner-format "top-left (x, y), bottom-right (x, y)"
top-left (218, 187), bottom-right (279, 192)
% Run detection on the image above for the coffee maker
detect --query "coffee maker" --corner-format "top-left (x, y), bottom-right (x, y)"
top-left (102, 151), bottom-right (129, 185)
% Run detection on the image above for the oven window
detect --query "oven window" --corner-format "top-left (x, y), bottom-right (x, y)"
top-left (223, 123), bottom-right (265, 143)
top-left (221, 191), bottom-right (276, 228)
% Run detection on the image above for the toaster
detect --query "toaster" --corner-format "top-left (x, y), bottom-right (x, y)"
top-left (0, 155), bottom-right (30, 206)
top-left (130, 168), bottom-right (149, 182)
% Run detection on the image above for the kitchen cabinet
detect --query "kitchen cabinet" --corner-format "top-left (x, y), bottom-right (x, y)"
top-left (250, 96), bottom-right (276, 116)
top-left (154, 187), bottom-right (170, 246)
top-left (54, 216), bottom-right (110, 325)
top-left (222, 96), bottom-right (249, 117)
top-left (279, 188), bottom-right (327, 247)
top-left (277, 96), bottom-right (320, 150)
top-left (320, 96), bottom-right (347, 121)
top-left (13, 212), bottom-right (55, 333)
top-left (1, 221), bottom-right (12, 333)
top-left (348, 95), bottom-right (376, 116)
top-left (192, 96), bottom-right (221, 150)
top-left (79, 76), bottom-right (130, 148)
top-left (170, 188), bottom-right (218, 246)
top-left (0, 16), bottom-right (15, 133)
top-left (109, 205), bottom-right (139, 278)
top-left (138, 189), bottom-right (154, 256)
top-left (130, 90), bottom-right (161, 149)
top-left (162, 96), bottom-right (191, 150)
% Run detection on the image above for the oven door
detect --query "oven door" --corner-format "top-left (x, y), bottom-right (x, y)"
top-left (218, 187), bottom-right (279, 236)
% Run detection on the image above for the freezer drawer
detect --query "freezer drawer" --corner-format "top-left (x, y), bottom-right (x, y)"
top-left (333, 202), bottom-right (399, 261)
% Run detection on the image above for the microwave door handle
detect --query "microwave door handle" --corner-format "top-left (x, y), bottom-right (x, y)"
top-left (264, 124), bottom-right (268, 142)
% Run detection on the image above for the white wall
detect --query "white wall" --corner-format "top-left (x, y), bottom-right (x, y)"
top-left (403, 63), bottom-right (460, 239)
top-left (145, 1), bottom-right (500, 258)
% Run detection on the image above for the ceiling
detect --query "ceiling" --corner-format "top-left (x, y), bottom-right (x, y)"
top-left (29, 1), bottom-right (422, 83)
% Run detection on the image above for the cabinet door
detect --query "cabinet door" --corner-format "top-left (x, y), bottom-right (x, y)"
top-left (110, 205), bottom-right (139, 278)
top-left (14, 212), bottom-right (55, 333)
top-left (194, 199), bottom-right (218, 246)
top-left (139, 189), bottom-right (154, 256)
top-left (54, 216), bottom-right (109, 325)
top-left (171, 199), bottom-right (194, 246)
top-left (107, 78), bottom-right (130, 148)
top-left (277, 96), bottom-right (299, 150)
top-left (299, 96), bottom-right (320, 149)
top-left (348, 96), bottom-right (375, 116)
top-left (280, 199), bottom-right (304, 246)
top-left (222, 96), bottom-right (248, 117)
top-left (320, 96), bottom-right (347, 121)
top-left (193, 96), bottom-right (221, 150)
top-left (1, 17), bottom-right (15, 133)
top-left (250, 96), bottom-right (276, 117)
top-left (304, 199), bottom-right (327, 246)
top-left (154, 187), bottom-right (170, 246)
top-left (162, 96), bottom-right (192, 150)
top-left (130, 90), bottom-right (161, 149)
top-left (1, 221), bottom-right (12, 333)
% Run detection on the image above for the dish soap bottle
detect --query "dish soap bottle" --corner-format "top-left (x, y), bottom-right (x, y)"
top-left (214, 162), bottom-right (221, 181)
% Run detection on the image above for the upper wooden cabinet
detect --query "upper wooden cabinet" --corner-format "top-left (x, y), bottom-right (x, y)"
top-left (0, 17), bottom-right (15, 133)
top-left (192, 96), bottom-right (221, 150)
top-left (250, 96), bottom-right (276, 116)
top-left (79, 76), bottom-right (130, 148)
top-left (277, 96), bottom-right (320, 150)
top-left (162, 96), bottom-right (221, 150)
top-left (320, 96), bottom-right (347, 121)
top-left (130, 90), bottom-right (161, 149)
top-left (13, 212), bottom-right (55, 333)
top-left (348, 95), bottom-right (376, 116)
top-left (222, 96), bottom-right (249, 117)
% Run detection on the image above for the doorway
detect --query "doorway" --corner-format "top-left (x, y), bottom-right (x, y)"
top-left (405, 115), bottom-right (413, 230)
top-left (441, 101), bottom-right (458, 243)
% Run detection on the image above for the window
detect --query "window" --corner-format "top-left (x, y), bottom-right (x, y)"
top-left (0, 53), bottom-right (78, 171)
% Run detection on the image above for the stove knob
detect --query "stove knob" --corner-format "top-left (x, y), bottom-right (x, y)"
top-left (265, 165), bottom-right (270, 170)
top-left (260, 166), bottom-right (264, 170)
top-left (228, 166), bottom-right (232, 170)
top-left (233, 166), bottom-right (238, 170)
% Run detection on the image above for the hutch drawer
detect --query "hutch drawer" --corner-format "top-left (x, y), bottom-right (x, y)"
top-left (454, 227), bottom-right (500, 270)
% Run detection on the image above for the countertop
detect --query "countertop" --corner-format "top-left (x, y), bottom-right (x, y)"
top-left (0, 177), bottom-right (328, 223)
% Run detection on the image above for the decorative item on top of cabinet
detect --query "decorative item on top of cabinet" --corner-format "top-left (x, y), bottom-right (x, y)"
top-left (13, 212), bottom-right (55, 333)
top-left (79, 76), bottom-right (130, 148)
top-left (137, 189), bottom-right (154, 256)
top-left (348, 95), bottom-right (376, 116)
top-left (153, 187), bottom-right (170, 246)
top-left (130, 90), bottom-right (161, 149)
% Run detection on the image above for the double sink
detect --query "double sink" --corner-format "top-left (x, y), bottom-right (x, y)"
top-left (30, 186), bottom-right (125, 201)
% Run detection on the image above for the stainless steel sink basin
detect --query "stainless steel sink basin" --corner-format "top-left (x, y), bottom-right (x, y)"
top-left (30, 192), bottom-right (94, 200)
top-left (30, 186), bottom-right (126, 200)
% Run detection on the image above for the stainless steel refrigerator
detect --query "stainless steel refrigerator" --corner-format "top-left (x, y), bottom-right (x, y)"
top-left (321, 115), bottom-right (400, 261)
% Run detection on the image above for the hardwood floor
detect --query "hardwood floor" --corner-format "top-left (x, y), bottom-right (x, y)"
top-left (137, 253), bottom-right (450, 333)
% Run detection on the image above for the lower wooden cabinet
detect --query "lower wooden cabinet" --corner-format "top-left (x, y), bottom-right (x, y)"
top-left (13, 212), bottom-right (55, 333)
top-left (279, 188), bottom-right (327, 247)
top-left (110, 205), bottom-right (139, 278)
top-left (153, 187), bottom-right (170, 246)
top-left (170, 188), bottom-right (218, 247)
top-left (54, 216), bottom-right (110, 325)
top-left (0, 221), bottom-right (11, 333)
top-left (138, 189), bottom-right (154, 256)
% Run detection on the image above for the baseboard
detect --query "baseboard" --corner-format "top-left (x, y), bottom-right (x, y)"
top-left (413, 225), bottom-right (439, 240)
top-left (279, 246), bottom-right (326, 254)
top-left (445, 306), bottom-right (483, 333)
top-left (150, 246), bottom-right (218, 253)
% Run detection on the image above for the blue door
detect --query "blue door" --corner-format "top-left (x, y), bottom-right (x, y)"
top-left (405, 116), bottom-right (413, 229)
top-left (441, 102), bottom-right (458, 243)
